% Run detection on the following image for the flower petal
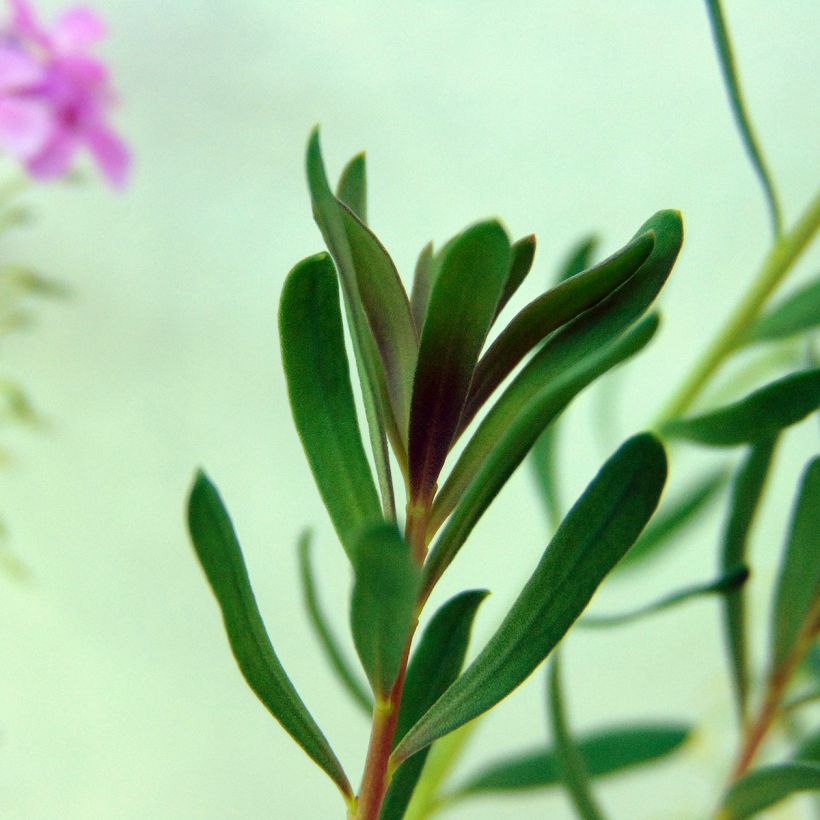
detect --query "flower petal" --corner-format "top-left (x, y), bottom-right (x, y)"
top-left (26, 128), bottom-right (77, 180)
top-left (0, 45), bottom-right (44, 91)
top-left (0, 98), bottom-right (51, 159)
top-left (84, 123), bottom-right (129, 188)
top-left (51, 7), bottom-right (107, 53)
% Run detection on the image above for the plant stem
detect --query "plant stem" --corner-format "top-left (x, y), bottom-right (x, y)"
top-left (354, 502), bottom-right (430, 818)
top-left (355, 640), bottom-right (413, 819)
top-left (654, 187), bottom-right (820, 425)
top-left (729, 595), bottom-right (820, 780)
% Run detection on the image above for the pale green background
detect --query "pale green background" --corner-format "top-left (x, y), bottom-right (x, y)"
top-left (1, 1), bottom-right (818, 818)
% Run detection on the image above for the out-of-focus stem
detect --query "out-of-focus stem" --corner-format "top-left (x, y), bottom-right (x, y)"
top-left (730, 595), bottom-right (820, 780)
top-left (655, 188), bottom-right (820, 426)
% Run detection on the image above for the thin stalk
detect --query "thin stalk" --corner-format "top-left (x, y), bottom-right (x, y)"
top-left (730, 595), bottom-right (820, 780)
top-left (704, 0), bottom-right (782, 237)
top-left (655, 188), bottom-right (820, 425)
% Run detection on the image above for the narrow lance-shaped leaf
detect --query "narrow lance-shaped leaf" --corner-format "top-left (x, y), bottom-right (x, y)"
top-left (338, 202), bottom-right (419, 442)
top-left (741, 275), bottom-right (820, 346)
top-left (450, 724), bottom-right (690, 797)
top-left (460, 230), bottom-right (654, 433)
top-left (306, 128), bottom-right (397, 514)
top-left (548, 654), bottom-right (606, 820)
top-left (616, 469), bottom-right (728, 572)
top-left (187, 473), bottom-right (352, 799)
top-left (379, 590), bottom-right (488, 820)
top-left (530, 234), bottom-right (600, 531)
top-left (716, 762), bottom-right (820, 819)
top-left (350, 524), bottom-right (421, 698)
top-left (408, 220), bottom-right (511, 502)
top-left (493, 234), bottom-right (537, 319)
top-left (426, 313), bottom-right (660, 585)
top-left (410, 241), bottom-right (433, 332)
top-left (297, 531), bottom-right (372, 715)
top-left (310, 136), bottom-right (419, 448)
top-left (770, 457), bottom-right (820, 666)
top-left (336, 152), bottom-right (367, 222)
top-left (432, 209), bottom-right (681, 535)
top-left (704, 0), bottom-right (782, 237)
top-left (581, 565), bottom-right (749, 628)
top-left (279, 254), bottom-right (382, 559)
top-left (393, 434), bottom-right (668, 765)
top-left (661, 368), bottom-right (820, 447)
top-left (720, 437), bottom-right (778, 724)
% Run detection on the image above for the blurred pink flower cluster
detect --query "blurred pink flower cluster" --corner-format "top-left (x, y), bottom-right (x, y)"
top-left (0, 0), bottom-right (128, 187)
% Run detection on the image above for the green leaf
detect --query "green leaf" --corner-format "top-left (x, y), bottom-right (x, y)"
top-left (350, 524), bottom-right (421, 698)
top-left (460, 230), bottom-right (654, 432)
top-left (380, 590), bottom-right (488, 820)
top-left (615, 469), bottom-right (728, 572)
top-left (410, 241), bottom-right (434, 332)
top-left (451, 723), bottom-right (689, 796)
top-left (661, 368), bottom-right (820, 447)
top-left (187, 472), bottom-right (352, 799)
top-left (430, 208), bottom-right (681, 541)
top-left (720, 437), bottom-right (778, 723)
top-left (558, 235), bottom-right (599, 282)
top-left (306, 128), bottom-right (396, 516)
top-left (297, 530), bottom-right (372, 715)
top-left (393, 434), bottom-right (667, 765)
top-left (794, 727), bottom-right (820, 763)
top-left (494, 234), bottom-right (537, 319)
top-left (426, 314), bottom-right (660, 586)
top-left (704, 0), bottom-right (782, 237)
top-left (279, 253), bottom-right (382, 559)
top-left (770, 456), bottom-right (820, 666)
top-left (338, 203), bottom-right (419, 442)
top-left (742, 276), bottom-right (820, 345)
top-left (581, 565), bottom-right (749, 628)
top-left (529, 234), bottom-right (600, 531)
top-left (717, 762), bottom-right (820, 819)
top-left (548, 654), bottom-right (606, 820)
top-left (407, 220), bottom-right (511, 502)
top-left (336, 152), bottom-right (367, 222)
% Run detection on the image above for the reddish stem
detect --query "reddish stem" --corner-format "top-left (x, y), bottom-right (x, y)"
top-left (353, 502), bottom-right (429, 819)
top-left (730, 596), bottom-right (820, 780)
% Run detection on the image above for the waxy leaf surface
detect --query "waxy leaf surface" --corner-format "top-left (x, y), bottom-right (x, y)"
top-left (408, 220), bottom-right (510, 501)
top-left (350, 524), bottom-right (421, 697)
top-left (380, 590), bottom-right (488, 820)
top-left (336, 152), bottom-right (367, 222)
top-left (426, 314), bottom-right (659, 583)
top-left (394, 434), bottom-right (667, 764)
top-left (452, 724), bottom-right (689, 795)
top-left (279, 253), bottom-right (382, 559)
top-left (410, 241), bottom-right (434, 332)
top-left (662, 369), bottom-right (820, 446)
top-left (494, 234), bottom-right (537, 319)
top-left (188, 473), bottom-right (351, 798)
top-left (306, 128), bottom-right (397, 511)
top-left (432, 208), bottom-right (681, 535)
top-left (770, 456), bottom-right (820, 666)
top-left (462, 230), bottom-right (654, 431)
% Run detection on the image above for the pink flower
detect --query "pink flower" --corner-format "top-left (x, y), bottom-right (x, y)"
top-left (0, 0), bottom-right (128, 187)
